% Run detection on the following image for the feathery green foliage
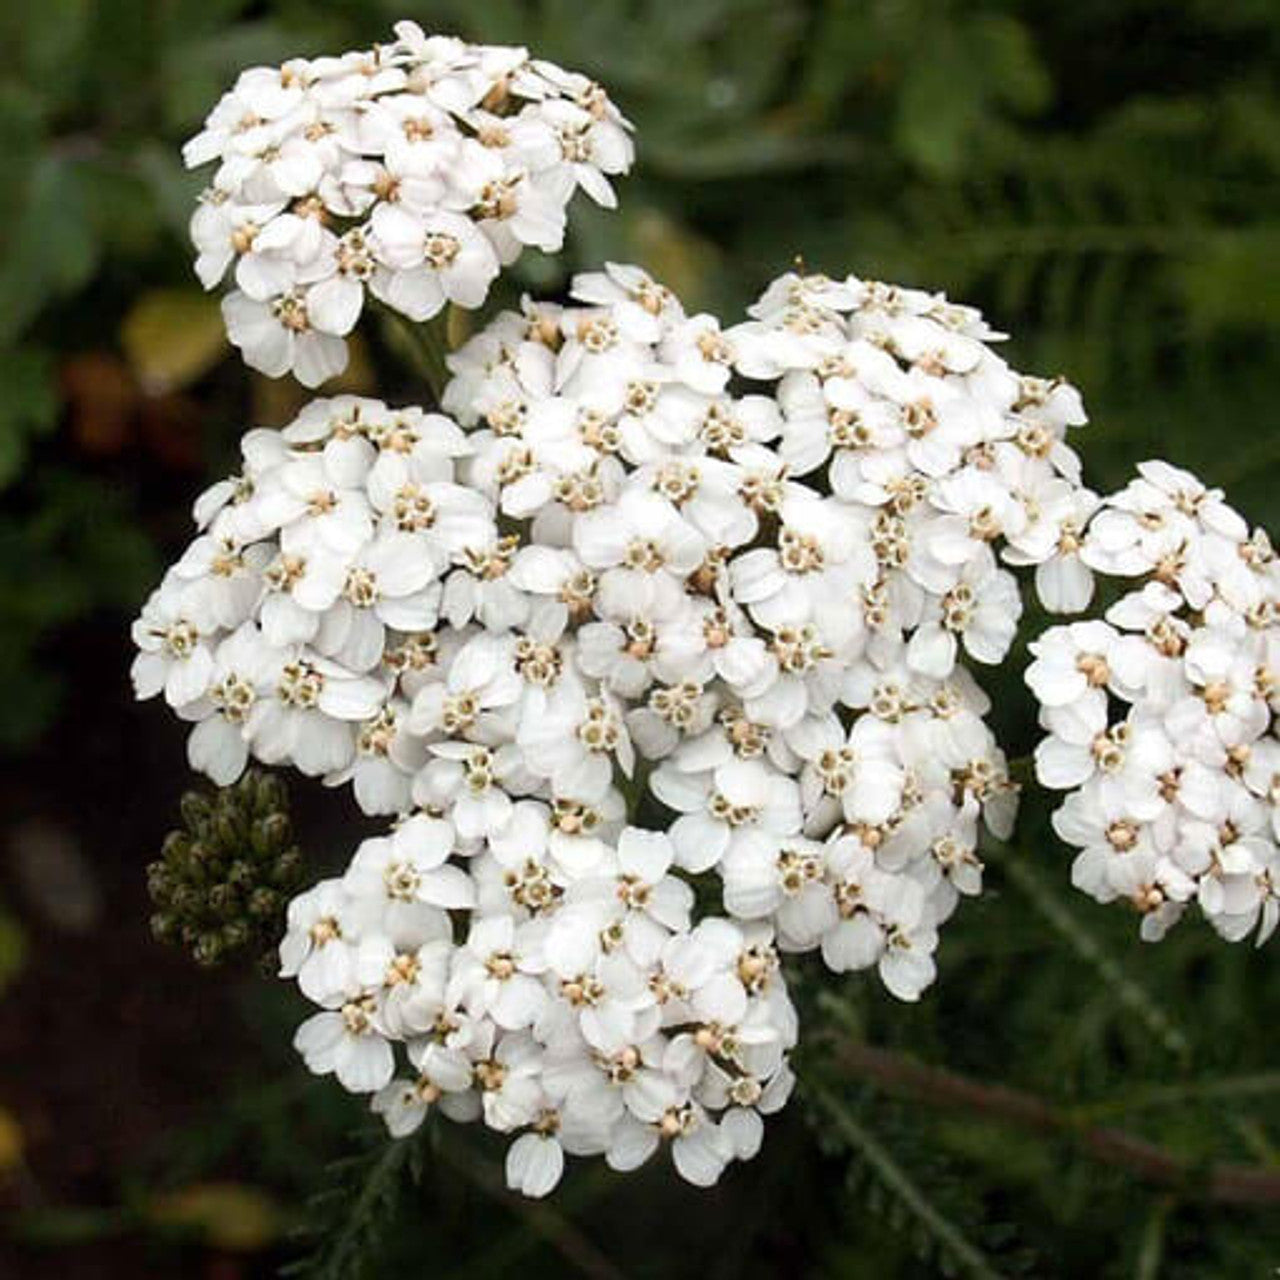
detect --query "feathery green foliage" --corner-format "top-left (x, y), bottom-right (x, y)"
top-left (4, 1), bottom-right (1280, 1276)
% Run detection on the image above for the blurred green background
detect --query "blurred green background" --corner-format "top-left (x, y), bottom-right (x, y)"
top-left (2, 1), bottom-right (1280, 1276)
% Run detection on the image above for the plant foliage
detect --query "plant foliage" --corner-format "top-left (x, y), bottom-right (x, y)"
top-left (5, 1), bottom-right (1280, 1276)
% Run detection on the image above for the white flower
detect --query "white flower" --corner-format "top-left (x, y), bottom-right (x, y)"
top-left (279, 879), bottom-right (361, 1005)
top-left (258, 454), bottom-right (374, 557)
top-left (139, 253), bottom-right (1143, 1196)
top-left (190, 196), bottom-right (288, 292)
top-left (519, 681), bottom-right (634, 802)
top-left (409, 631), bottom-right (522, 743)
top-left (181, 623), bottom-right (283, 785)
top-left (416, 741), bottom-right (528, 839)
top-left (573, 485), bottom-right (707, 617)
top-left (328, 698), bottom-right (426, 815)
top-left (505, 1130), bottom-right (566, 1198)
top-left (907, 559), bottom-right (1021, 678)
top-left (877, 921), bottom-right (940, 1002)
top-left (1025, 620), bottom-right (1142, 709)
top-left (536, 99), bottom-right (633, 209)
top-left (451, 915), bottom-right (548, 1031)
top-left (372, 1041), bottom-right (476, 1135)
top-left (925, 466), bottom-right (1028, 568)
top-left (294, 996), bottom-right (395, 1094)
top-left (722, 833), bottom-right (837, 949)
top-left (729, 491), bottom-right (874, 636)
top-left (222, 288), bottom-right (348, 387)
top-left (169, 534), bottom-right (271, 633)
top-left (996, 459), bottom-right (1098, 613)
top-left (475, 1032), bottom-right (547, 1132)
top-left (1034, 703), bottom-right (1171, 819)
top-left (344, 814), bottom-right (474, 934)
top-left (791, 714), bottom-right (906, 833)
top-left (371, 207), bottom-right (500, 319)
top-left (246, 652), bottom-right (387, 776)
top-left (356, 934), bottom-right (453, 1039)
top-left (185, 28), bottom-right (634, 386)
top-left (305, 532), bottom-right (442, 672)
top-left (659, 314), bottom-right (737, 396)
top-left (131, 584), bottom-right (215, 709)
top-left (652, 755), bottom-right (802, 874)
top-left (1028, 463), bottom-right (1280, 944)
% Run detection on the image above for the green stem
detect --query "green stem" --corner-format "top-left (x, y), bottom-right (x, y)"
top-left (1070, 1072), bottom-right (1280, 1125)
top-left (814, 1037), bottom-right (1280, 1206)
top-left (436, 1140), bottom-right (627, 1280)
top-left (809, 1082), bottom-right (1005, 1280)
top-left (1135, 1197), bottom-right (1172, 1280)
top-left (1229, 1117), bottom-right (1280, 1168)
top-left (382, 308), bottom-right (453, 405)
top-left (984, 841), bottom-right (1191, 1063)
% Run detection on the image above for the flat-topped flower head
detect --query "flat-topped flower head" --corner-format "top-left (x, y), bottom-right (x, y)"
top-left (135, 260), bottom-right (1161, 1201)
top-left (185, 24), bottom-right (634, 385)
top-left (1030, 464), bottom-right (1280, 945)
top-left (130, 11), bottom-right (1280, 1210)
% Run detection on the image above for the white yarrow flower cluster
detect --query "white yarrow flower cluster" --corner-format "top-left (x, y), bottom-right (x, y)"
top-left (434, 264), bottom-right (1067, 1001)
top-left (1027, 462), bottom-right (1280, 944)
top-left (132, 395), bottom-right (483, 811)
top-left (134, 20), bottom-right (1280, 1206)
top-left (184, 22), bottom-right (633, 385)
top-left (134, 258), bottom-right (1085, 1192)
top-left (281, 816), bottom-right (796, 1195)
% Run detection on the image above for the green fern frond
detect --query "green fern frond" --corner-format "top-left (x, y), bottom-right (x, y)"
top-left (987, 843), bottom-right (1192, 1064)
top-left (281, 1128), bottom-right (424, 1280)
top-left (808, 1083), bottom-right (1011, 1280)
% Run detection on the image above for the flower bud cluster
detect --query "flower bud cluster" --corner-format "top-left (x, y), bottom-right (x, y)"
top-left (148, 769), bottom-right (304, 967)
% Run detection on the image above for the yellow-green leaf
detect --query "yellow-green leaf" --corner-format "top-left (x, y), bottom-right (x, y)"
top-left (121, 290), bottom-right (227, 395)
top-left (149, 1182), bottom-right (284, 1252)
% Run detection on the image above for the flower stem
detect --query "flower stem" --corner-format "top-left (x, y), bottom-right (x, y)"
top-left (809, 1080), bottom-right (1005, 1279)
top-left (983, 839), bottom-right (1192, 1062)
top-left (382, 308), bottom-right (453, 406)
top-left (812, 1037), bottom-right (1280, 1206)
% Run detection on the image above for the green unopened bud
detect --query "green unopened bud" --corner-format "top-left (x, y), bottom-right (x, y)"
top-left (227, 859), bottom-right (256, 889)
top-left (216, 808), bottom-right (250, 852)
top-left (152, 770), bottom-right (304, 969)
top-left (185, 840), bottom-right (221, 884)
top-left (170, 883), bottom-right (202, 916)
top-left (222, 920), bottom-right (251, 952)
top-left (161, 831), bottom-right (192, 862)
top-left (272, 849), bottom-right (303, 888)
top-left (253, 771), bottom-right (288, 816)
top-left (208, 883), bottom-right (240, 919)
top-left (248, 887), bottom-right (279, 919)
top-left (193, 933), bottom-right (224, 966)
top-left (151, 912), bottom-right (179, 943)
top-left (251, 813), bottom-right (291, 859)
top-left (179, 791), bottom-right (215, 836)
top-left (146, 861), bottom-right (172, 900)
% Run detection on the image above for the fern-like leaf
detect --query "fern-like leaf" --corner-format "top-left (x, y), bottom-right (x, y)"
top-left (281, 1128), bottom-right (424, 1280)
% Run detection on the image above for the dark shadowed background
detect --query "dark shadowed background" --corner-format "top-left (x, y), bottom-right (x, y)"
top-left (2, 1), bottom-right (1280, 1277)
